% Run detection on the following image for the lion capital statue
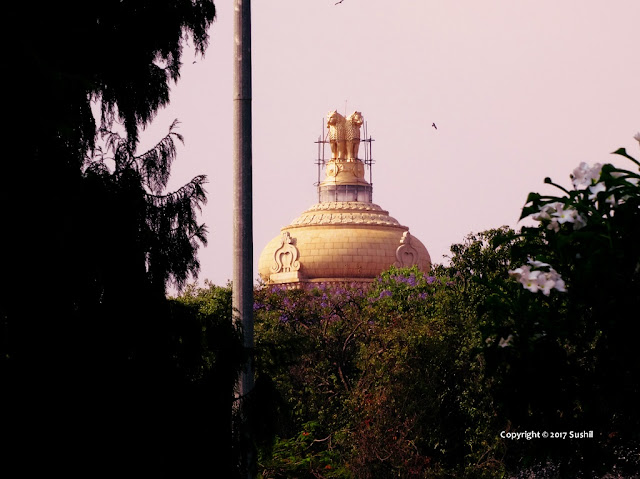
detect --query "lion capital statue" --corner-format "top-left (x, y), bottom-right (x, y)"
top-left (327, 110), bottom-right (364, 161)
top-left (346, 111), bottom-right (363, 161)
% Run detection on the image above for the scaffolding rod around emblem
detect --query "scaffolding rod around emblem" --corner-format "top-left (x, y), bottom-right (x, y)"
top-left (313, 118), bottom-right (375, 202)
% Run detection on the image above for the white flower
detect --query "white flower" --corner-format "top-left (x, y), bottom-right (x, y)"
top-left (589, 162), bottom-right (603, 183)
top-left (532, 202), bottom-right (565, 231)
top-left (532, 210), bottom-right (551, 221)
top-left (634, 132), bottom-right (640, 145)
top-left (547, 204), bottom-right (587, 230)
top-left (560, 207), bottom-right (588, 230)
top-left (498, 334), bottom-right (514, 348)
top-left (509, 262), bottom-right (567, 295)
top-left (547, 219), bottom-right (560, 232)
top-left (571, 161), bottom-right (589, 188)
top-left (538, 269), bottom-right (566, 296)
top-left (510, 265), bottom-right (544, 293)
top-left (527, 258), bottom-right (550, 268)
top-left (572, 211), bottom-right (587, 230)
top-left (571, 162), bottom-right (589, 188)
top-left (539, 276), bottom-right (557, 296)
top-left (532, 202), bottom-right (562, 221)
top-left (588, 182), bottom-right (607, 200)
top-left (553, 204), bottom-right (572, 224)
top-left (551, 271), bottom-right (566, 292)
top-left (509, 264), bottom-right (533, 283)
top-left (508, 266), bottom-right (526, 278)
top-left (532, 201), bottom-right (582, 229)
top-left (587, 181), bottom-right (619, 208)
top-left (571, 162), bottom-right (603, 189)
top-left (522, 270), bottom-right (542, 293)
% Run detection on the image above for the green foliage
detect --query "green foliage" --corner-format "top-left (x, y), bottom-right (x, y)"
top-left (254, 272), bottom-right (506, 478)
top-left (169, 281), bottom-right (242, 382)
top-left (254, 282), bottom-right (367, 478)
top-left (261, 421), bottom-right (351, 478)
top-left (254, 141), bottom-right (640, 477)
top-left (168, 281), bottom-right (245, 477)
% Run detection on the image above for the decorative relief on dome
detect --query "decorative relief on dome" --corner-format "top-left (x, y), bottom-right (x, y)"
top-left (306, 202), bottom-right (384, 212)
top-left (270, 232), bottom-right (301, 274)
top-left (322, 159), bottom-right (366, 181)
top-left (394, 231), bottom-right (420, 268)
top-left (289, 211), bottom-right (401, 227)
top-left (289, 203), bottom-right (403, 228)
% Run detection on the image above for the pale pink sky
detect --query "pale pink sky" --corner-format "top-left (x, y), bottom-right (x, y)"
top-left (137, 0), bottom-right (640, 288)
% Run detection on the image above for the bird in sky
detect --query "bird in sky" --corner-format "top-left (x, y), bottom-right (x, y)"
top-left (432, 123), bottom-right (437, 130)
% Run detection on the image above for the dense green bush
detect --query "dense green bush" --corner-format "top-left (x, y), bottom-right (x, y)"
top-left (253, 268), bottom-right (505, 478)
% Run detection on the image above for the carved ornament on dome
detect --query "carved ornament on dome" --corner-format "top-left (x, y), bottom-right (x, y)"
top-left (324, 158), bottom-right (366, 181)
top-left (394, 231), bottom-right (420, 268)
top-left (289, 211), bottom-right (401, 227)
top-left (270, 231), bottom-right (301, 274)
top-left (306, 202), bottom-right (384, 212)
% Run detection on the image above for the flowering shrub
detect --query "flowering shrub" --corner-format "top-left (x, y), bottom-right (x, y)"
top-left (497, 136), bottom-right (640, 475)
top-left (368, 266), bottom-right (443, 317)
top-left (520, 145), bottom-right (640, 264)
top-left (508, 258), bottom-right (566, 296)
top-left (511, 138), bottom-right (639, 299)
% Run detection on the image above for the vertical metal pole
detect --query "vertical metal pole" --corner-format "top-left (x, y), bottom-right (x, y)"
top-left (233, 0), bottom-right (254, 477)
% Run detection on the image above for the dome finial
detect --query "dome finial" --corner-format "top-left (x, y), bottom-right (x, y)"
top-left (319, 109), bottom-right (371, 202)
top-left (327, 110), bottom-right (364, 161)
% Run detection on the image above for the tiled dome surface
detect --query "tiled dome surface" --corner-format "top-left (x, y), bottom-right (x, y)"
top-left (258, 202), bottom-right (430, 284)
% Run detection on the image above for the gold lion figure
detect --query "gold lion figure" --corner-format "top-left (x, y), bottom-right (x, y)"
top-left (327, 110), bottom-right (347, 160)
top-left (346, 111), bottom-right (364, 161)
top-left (327, 110), bottom-right (364, 161)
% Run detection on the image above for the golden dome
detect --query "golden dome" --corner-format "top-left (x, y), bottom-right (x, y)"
top-left (258, 109), bottom-right (431, 285)
top-left (258, 202), bottom-right (431, 284)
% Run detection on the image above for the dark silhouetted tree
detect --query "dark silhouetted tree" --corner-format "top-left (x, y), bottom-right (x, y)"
top-left (2, 1), bottom-right (220, 475)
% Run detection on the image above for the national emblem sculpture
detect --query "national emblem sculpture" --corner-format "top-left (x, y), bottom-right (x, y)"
top-left (346, 111), bottom-right (363, 161)
top-left (327, 110), bottom-right (364, 161)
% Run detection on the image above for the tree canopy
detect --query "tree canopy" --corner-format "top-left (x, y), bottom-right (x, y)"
top-left (2, 1), bottom-right (219, 475)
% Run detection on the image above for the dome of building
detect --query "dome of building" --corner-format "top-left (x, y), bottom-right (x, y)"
top-left (258, 110), bottom-right (431, 285)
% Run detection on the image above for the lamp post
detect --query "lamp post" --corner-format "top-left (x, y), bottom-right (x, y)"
top-left (233, 0), bottom-right (254, 476)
